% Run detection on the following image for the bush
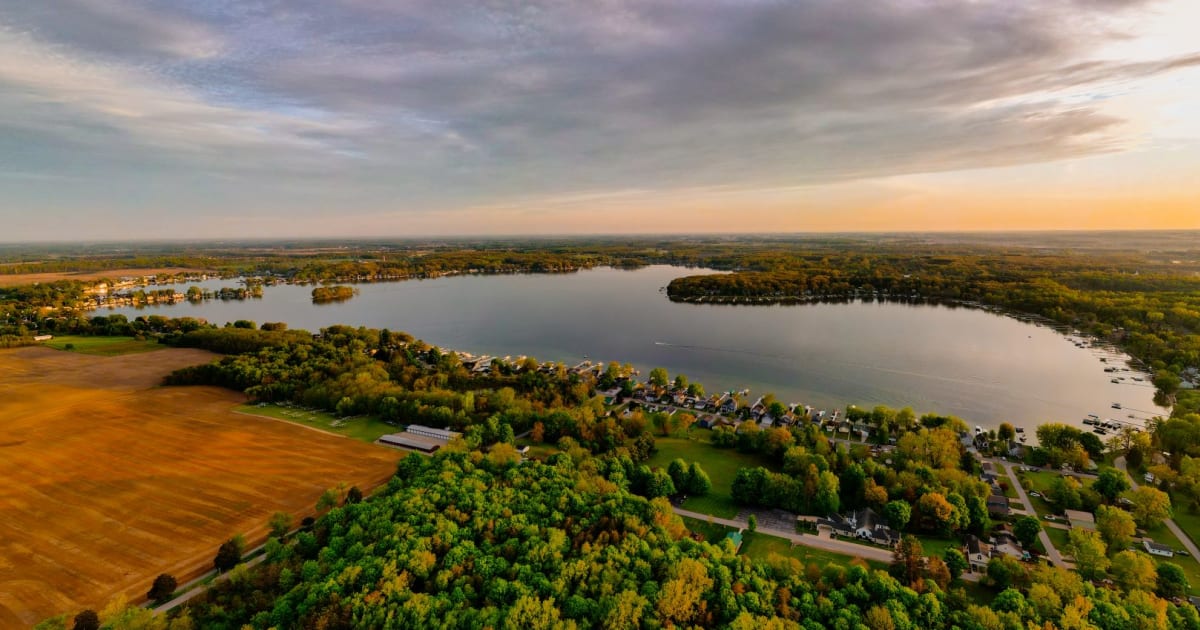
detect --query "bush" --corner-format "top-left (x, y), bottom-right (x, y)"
top-left (147, 573), bottom-right (177, 603)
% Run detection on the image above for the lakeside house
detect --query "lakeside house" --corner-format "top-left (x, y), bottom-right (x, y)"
top-left (987, 492), bottom-right (1011, 518)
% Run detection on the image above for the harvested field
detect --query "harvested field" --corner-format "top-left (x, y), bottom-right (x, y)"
top-left (0, 347), bottom-right (401, 626)
top-left (0, 267), bottom-right (210, 288)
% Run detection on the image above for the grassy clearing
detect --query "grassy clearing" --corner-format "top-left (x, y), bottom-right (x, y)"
top-left (1169, 492), bottom-right (1200, 546)
top-left (646, 429), bottom-right (778, 518)
top-left (1141, 523), bottom-right (1200, 596)
top-left (1044, 526), bottom-right (1070, 554)
top-left (236, 403), bottom-right (396, 443)
top-left (43, 335), bottom-right (164, 356)
top-left (914, 535), bottom-right (958, 559)
top-left (681, 516), bottom-right (737, 544)
top-left (739, 531), bottom-right (887, 571)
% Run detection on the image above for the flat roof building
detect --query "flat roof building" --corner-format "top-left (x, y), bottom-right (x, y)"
top-left (405, 424), bottom-right (461, 441)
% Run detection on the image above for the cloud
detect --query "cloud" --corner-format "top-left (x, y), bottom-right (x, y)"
top-left (0, 0), bottom-right (1196, 238)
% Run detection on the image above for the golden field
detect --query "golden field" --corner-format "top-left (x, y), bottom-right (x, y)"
top-left (0, 347), bottom-right (401, 626)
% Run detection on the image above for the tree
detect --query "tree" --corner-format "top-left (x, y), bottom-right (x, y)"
top-left (214, 537), bottom-right (243, 573)
top-left (1111, 550), bottom-right (1157, 592)
top-left (72, 610), bottom-right (100, 630)
top-left (147, 573), bottom-right (177, 603)
top-left (686, 462), bottom-right (711, 496)
top-left (667, 459), bottom-right (689, 490)
top-left (1068, 528), bottom-right (1109, 581)
top-left (345, 485), bottom-right (364, 505)
top-left (1094, 467), bottom-right (1131, 503)
top-left (1129, 486), bottom-right (1172, 529)
top-left (316, 488), bottom-right (339, 513)
top-left (943, 548), bottom-right (968, 580)
top-left (986, 556), bottom-right (1027, 590)
top-left (997, 423), bottom-right (1016, 442)
top-left (1096, 505), bottom-right (1136, 551)
top-left (747, 514), bottom-right (758, 532)
top-left (890, 535), bottom-right (925, 586)
top-left (885, 500), bottom-right (912, 531)
top-left (917, 492), bottom-right (958, 535)
top-left (814, 470), bottom-right (841, 515)
top-left (648, 367), bottom-right (669, 388)
top-left (1013, 516), bottom-right (1041, 547)
top-left (269, 511), bottom-right (293, 539)
top-left (926, 556), bottom-right (951, 590)
top-left (1048, 475), bottom-right (1082, 510)
top-left (1157, 562), bottom-right (1190, 599)
top-left (673, 374), bottom-right (688, 391)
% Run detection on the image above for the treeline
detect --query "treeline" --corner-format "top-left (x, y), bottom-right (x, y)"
top-left (162, 324), bottom-right (656, 457)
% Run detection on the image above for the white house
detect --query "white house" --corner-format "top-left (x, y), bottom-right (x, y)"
top-left (1144, 539), bottom-right (1175, 557)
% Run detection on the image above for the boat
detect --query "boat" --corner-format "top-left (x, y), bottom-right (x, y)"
top-left (1083, 419), bottom-right (1096, 426)
top-left (1093, 427), bottom-right (1108, 435)
top-left (1015, 427), bottom-right (1025, 433)
top-left (1112, 402), bottom-right (1122, 409)
top-left (1111, 378), bottom-right (1120, 383)
top-left (1087, 414), bottom-right (1100, 420)
top-left (975, 425), bottom-right (983, 434)
top-left (1019, 435), bottom-right (1027, 442)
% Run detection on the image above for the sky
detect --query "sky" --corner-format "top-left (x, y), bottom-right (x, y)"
top-left (1, 0), bottom-right (1198, 241)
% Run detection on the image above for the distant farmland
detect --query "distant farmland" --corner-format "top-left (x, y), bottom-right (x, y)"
top-left (0, 347), bottom-right (401, 626)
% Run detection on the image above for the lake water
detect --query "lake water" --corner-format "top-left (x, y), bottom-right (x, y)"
top-left (109, 265), bottom-right (1166, 431)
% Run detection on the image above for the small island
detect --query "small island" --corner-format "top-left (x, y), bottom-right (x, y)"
top-left (310, 285), bottom-right (356, 303)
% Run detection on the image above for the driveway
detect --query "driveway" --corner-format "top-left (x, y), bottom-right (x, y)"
top-left (1116, 456), bottom-right (1200, 558)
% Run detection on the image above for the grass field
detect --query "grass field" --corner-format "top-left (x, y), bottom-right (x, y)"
top-left (1141, 523), bottom-right (1200, 596)
top-left (739, 532), bottom-right (887, 571)
top-left (0, 347), bottom-right (401, 627)
top-left (1044, 526), bottom-right (1070, 555)
top-left (646, 430), bottom-right (777, 518)
top-left (1168, 492), bottom-right (1200, 546)
top-left (235, 403), bottom-right (396, 443)
top-left (681, 516), bottom-right (736, 544)
top-left (43, 335), bottom-right (164, 356)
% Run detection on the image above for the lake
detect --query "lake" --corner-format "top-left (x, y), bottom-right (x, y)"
top-left (108, 265), bottom-right (1166, 431)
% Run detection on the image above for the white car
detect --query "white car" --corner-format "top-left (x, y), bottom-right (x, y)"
top-left (1029, 491), bottom-right (1041, 498)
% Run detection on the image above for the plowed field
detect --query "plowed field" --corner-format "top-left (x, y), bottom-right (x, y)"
top-left (0, 347), bottom-right (400, 626)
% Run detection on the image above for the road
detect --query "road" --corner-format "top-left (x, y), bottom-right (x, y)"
top-left (995, 461), bottom-right (1066, 567)
top-left (152, 546), bottom-right (267, 613)
top-left (671, 506), bottom-right (982, 580)
top-left (1116, 456), bottom-right (1200, 559)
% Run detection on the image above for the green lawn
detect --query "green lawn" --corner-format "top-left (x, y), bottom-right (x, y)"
top-left (236, 403), bottom-right (396, 443)
top-left (914, 535), bottom-right (959, 559)
top-left (739, 531), bottom-right (887, 571)
top-left (1044, 526), bottom-right (1070, 555)
top-left (681, 516), bottom-right (737, 544)
top-left (43, 334), bottom-right (164, 356)
top-left (1017, 469), bottom-right (1092, 517)
top-left (1169, 492), bottom-right (1200, 547)
top-left (646, 430), bottom-right (777, 518)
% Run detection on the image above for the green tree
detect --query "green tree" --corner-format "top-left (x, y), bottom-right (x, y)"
top-left (269, 511), bottom-right (293, 539)
top-left (345, 485), bottom-right (364, 505)
top-left (1013, 515), bottom-right (1041, 547)
top-left (1068, 528), bottom-right (1109, 581)
top-left (943, 548), bottom-right (968, 580)
top-left (648, 367), bottom-right (669, 388)
top-left (986, 556), bottom-right (1027, 590)
top-left (1129, 486), bottom-right (1172, 529)
top-left (686, 462), bottom-right (711, 496)
top-left (1048, 475), bottom-right (1082, 510)
top-left (885, 500), bottom-right (911, 531)
top-left (1156, 562), bottom-right (1190, 599)
top-left (1111, 550), bottom-right (1157, 592)
top-left (1096, 504), bottom-right (1136, 551)
top-left (747, 514), bottom-right (757, 532)
top-left (147, 573), bottom-right (177, 603)
top-left (1094, 467), bottom-right (1131, 503)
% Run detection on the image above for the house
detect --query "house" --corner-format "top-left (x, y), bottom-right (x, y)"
top-left (980, 461), bottom-right (997, 482)
top-left (1143, 539), bottom-right (1175, 557)
top-left (965, 535), bottom-right (992, 572)
top-left (378, 432), bottom-right (442, 453)
top-left (1064, 509), bottom-right (1096, 531)
top-left (725, 531), bottom-right (744, 552)
top-left (818, 508), bottom-right (899, 546)
top-left (990, 531), bottom-right (1027, 560)
top-left (33, 334), bottom-right (53, 342)
top-left (987, 492), bottom-right (1011, 518)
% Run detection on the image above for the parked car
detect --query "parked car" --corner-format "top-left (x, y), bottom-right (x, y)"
top-left (1029, 491), bottom-right (1041, 498)
top-left (1043, 514), bottom-right (1057, 521)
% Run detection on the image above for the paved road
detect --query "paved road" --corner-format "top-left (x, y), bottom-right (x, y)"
top-left (1116, 456), bottom-right (1200, 558)
top-left (152, 547), bottom-right (267, 613)
top-left (672, 506), bottom-right (981, 581)
top-left (996, 461), bottom-right (1065, 567)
